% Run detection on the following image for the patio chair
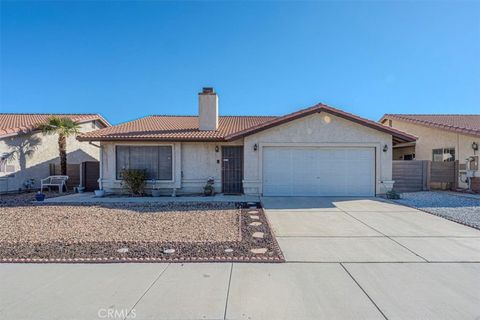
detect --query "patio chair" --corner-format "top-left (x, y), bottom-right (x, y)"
top-left (40, 175), bottom-right (69, 193)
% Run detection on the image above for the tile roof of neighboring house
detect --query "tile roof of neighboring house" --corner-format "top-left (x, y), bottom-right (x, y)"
top-left (380, 114), bottom-right (480, 138)
top-left (78, 104), bottom-right (416, 144)
top-left (0, 113), bottom-right (111, 138)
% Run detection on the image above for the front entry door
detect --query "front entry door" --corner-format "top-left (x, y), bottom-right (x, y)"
top-left (222, 146), bottom-right (244, 194)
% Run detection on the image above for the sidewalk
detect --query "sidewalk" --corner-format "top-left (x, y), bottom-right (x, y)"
top-left (43, 192), bottom-right (260, 204)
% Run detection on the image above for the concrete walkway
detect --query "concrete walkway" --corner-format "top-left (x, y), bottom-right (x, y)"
top-left (1, 197), bottom-right (480, 319)
top-left (43, 192), bottom-right (260, 203)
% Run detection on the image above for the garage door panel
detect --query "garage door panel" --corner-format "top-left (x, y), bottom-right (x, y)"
top-left (262, 147), bottom-right (375, 197)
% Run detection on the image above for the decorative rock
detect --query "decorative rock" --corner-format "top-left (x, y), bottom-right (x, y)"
top-left (117, 247), bottom-right (129, 254)
top-left (250, 248), bottom-right (268, 254)
top-left (163, 248), bottom-right (175, 254)
top-left (224, 248), bottom-right (234, 253)
top-left (250, 215), bottom-right (260, 220)
top-left (249, 221), bottom-right (262, 227)
top-left (252, 232), bottom-right (264, 239)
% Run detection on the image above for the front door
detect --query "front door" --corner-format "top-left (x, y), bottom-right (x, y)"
top-left (222, 146), bottom-right (244, 194)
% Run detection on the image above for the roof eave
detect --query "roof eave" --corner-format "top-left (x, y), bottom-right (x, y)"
top-left (381, 114), bottom-right (480, 139)
top-left (225, 104), bottom-right (417, 143)
top-left (0, 115), bottom-right (111, 139)
top-left (76, 136), bottom-right (228, 142)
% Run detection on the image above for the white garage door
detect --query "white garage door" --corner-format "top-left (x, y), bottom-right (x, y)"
top-left (262, 147), bottom-right (375, 196)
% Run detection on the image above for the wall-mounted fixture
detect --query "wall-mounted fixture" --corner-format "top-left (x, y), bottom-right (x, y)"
top-left (215, 146), bottom-right (219, 152)
top-left (253, 143), bottom-right (258, 151)
top-left (323, 115), bottom-right (331, 124)
top-left (383, 144), bottom-right (388, 152)
top-left (472, 142), bottom-right (478, 152)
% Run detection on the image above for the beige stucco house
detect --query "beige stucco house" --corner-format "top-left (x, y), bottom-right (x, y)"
top-left (380, 114), bottom-right (480, 190)
top-left (78, 88), bottom-right (415, 197)
top-left (0, 114), bottom-right (110, 193)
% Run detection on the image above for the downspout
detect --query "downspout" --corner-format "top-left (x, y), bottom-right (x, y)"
top-left (89, 142), bottom-right (103, 190)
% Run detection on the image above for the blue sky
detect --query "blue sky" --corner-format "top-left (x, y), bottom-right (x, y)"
top-left (1, 1), bottom-right (479, 125)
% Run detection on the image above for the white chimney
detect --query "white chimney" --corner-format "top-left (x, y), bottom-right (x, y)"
top-left (198, 87), bottom-right (219, 131)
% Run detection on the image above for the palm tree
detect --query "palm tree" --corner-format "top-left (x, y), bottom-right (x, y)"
top-left (39, 116), bottom-right (81, 175)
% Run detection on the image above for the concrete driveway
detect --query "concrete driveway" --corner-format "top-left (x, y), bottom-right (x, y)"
top-left (263, 197), bottom-right (480, 262)
top-left (1, 197), bottom-right (480, 320)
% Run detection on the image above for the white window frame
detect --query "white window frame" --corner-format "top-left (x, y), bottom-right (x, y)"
top-left (432, 147), bottom-right (455, 162)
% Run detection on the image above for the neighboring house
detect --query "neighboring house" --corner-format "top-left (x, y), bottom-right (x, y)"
top-left (78, 88), bottom-right (415, 197)
top-left (379, 114), bottom-right (480, 190)
top-left (0, 114), bottom-right (110, 193)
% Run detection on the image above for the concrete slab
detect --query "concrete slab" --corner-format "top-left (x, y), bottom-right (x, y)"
top-left (0, 263), bottom-right (168, 320)
top-left (262, 196), bottom-right (342, 211)
top-left (333, 199), bottom-right (416, 212)
top-left (348, 210), bottom-right (480, 237)
top-left (277, 237), bottom-right (425, 262)
top-left (0, 264), bottom-right (72, 311)
top-left (265, 211), bottom-right (382, 237)
top-left (393, 237), bottom-right (480, 262)
top-left (133, 263), bottom-right (231, 320)
top-left (226, 263), bottom-right (384, 320)
top-left (344, 263), bottom-right (480, 320)
top-left (44, 192), bottom-right (260, 204)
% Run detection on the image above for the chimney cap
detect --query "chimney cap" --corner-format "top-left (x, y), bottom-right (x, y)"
top-left (201, 87), bottom-right (215, 94)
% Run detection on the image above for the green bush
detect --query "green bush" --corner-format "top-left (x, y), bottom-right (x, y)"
top-left (121, 169), bottom-right (147, 196)
top-left (386, 190), bottom-right (401, 199)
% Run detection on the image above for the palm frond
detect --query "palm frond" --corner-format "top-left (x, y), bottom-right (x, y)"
top-left (39, 116), bottom-right (81, 137)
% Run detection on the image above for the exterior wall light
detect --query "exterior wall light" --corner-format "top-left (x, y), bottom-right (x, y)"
top-left (215, 146), bottom-right (219, 152)
top-left (253, 143), bottom-right (258, 151)
top-left (383, 144), bottom-right (388, 152)
top-left (472, 142), bottom-right (478, 151)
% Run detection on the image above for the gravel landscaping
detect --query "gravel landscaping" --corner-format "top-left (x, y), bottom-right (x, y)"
top-left (0, 201), bottom-right (284, 263)
top-left (395, 191), bottom-right (480, 230)
top-left (0, 191), bottom-right (73, 206)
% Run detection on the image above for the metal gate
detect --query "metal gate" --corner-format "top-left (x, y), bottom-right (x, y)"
top-left (221, 146), bottom-right (244, 194)
top-left (82, 161), bottom-right (100, 191)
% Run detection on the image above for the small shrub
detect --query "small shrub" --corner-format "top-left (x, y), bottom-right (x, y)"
top-left (386, 190), bottom-right (401, 199)
top-left (121, 169), bottom-right (147, 196)
top-left (203, 177), bottom-right (215, 196)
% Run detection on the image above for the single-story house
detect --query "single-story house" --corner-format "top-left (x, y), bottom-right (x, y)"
top-left (379, 114), bottom-right (479, 191)
top-left (78, 88), bottom-right (415, 197)
top-left (380, 114), bottom-right (480, 162)
top-left (0, 113), bottom-right (110, 193)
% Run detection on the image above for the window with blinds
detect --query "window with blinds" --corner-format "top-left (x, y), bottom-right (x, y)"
top-left (116, 146), bottom-right (173, 180)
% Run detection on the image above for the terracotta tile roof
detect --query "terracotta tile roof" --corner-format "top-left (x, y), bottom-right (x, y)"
top-left (78, 115), bottom-right (277, 142)
top-left (78, 104), bottom-right (417, 143)
top-left (381, 114), bottom-right (480, 138)
top-left (0, 113), bottom-right (111, 138)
